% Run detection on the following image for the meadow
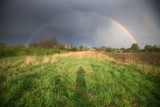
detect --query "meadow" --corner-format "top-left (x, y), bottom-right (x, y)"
top-left (0, 51), bottom-right (160, 107)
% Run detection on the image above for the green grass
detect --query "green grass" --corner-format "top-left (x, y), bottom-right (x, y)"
top-left (0, 56), bottom-right (160, 107)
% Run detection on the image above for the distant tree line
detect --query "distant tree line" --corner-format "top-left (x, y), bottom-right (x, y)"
top-left (143, 44), bottom-right (160, 52)
top-left (128, 44), bottom-right (160, 52)
top-left (0, 38), bottom-right (90, 57)
top-left (29, 38), bottom-right (65, 49)
top-left (29, 38), bottom-right (90, 51)
top-left (1, 38), bottom-right (160, 58)
top-left (93, 46), bottom-right (115, 52)
top-left (93, 43), bottom-right (160, 53)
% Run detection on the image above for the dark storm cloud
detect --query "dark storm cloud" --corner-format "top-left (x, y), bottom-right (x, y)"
top-left (29, 12), bottom-right (112, 47)
top-left (0, 0), bottom-right (160, 47)
top-left (147, 0), bottom-right (160, 17)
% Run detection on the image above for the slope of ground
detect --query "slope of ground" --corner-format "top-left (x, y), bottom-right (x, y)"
top-left (0, 52), bottom-right (160, 107)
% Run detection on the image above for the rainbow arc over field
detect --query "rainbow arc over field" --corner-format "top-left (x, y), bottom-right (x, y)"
top-left (27, 14), bottom-right (139, 47)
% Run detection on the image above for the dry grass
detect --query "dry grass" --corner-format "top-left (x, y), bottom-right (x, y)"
top-left (107, 52), bottom-right (160, 66)
top-left (43, 56), bottom-right (50, 63)
top-left (105, 52), bottom-right (160, 74)
top-left (23, 55), bottom-right (58, 65)
top-left (53, 51), bottom-right (160, 73)
top-left (54, 51), bottom-right (128, 66)
top-left (54, 51), bottom-right (112, 60)
top-left (136, 64), bottom-right (160, 75)
top-left (2, 51), bottom-right (159, 74)
top-left (24, 56), bottom-right (37, 64)
top-left (1, 52), bottom-right (118, 66)
top-left (23, 51), bottom-right (159, 67)
top-left (22, 51), bottom-right (122, 65)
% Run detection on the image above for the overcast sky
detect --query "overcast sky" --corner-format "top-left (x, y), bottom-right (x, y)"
top-left (0, 0), bottom-right (160, 48)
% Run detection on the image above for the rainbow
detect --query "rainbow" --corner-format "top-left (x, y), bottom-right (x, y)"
top-left (27, 13), bottom-right (139, 47)
top-left (111, 18), bottom-right (138, 44)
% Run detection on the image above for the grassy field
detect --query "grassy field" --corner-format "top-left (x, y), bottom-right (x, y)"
top-left (0, 52), bottom-right (160, 107)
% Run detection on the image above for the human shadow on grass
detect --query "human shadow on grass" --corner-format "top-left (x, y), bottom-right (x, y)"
top-left (74, 67), bottom-right (90, 107)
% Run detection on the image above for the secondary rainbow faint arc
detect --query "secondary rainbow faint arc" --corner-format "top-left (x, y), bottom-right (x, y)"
top-left (111, 18), bottom-right (138, 44)
top-left (27, 14), bottom-right (139, 46)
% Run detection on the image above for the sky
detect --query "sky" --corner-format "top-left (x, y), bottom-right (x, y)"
top-left (0, 0), bottom-right (160, 48)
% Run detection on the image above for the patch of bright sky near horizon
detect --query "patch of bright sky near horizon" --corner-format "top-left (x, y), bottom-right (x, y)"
top-left (0, 0), bottom-right (159, 48)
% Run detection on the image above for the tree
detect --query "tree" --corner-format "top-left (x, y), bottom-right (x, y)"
top-left (144, 44), bottom-right (153, 52)
top-left (70, 45), bottom-right (78, 51)
top-left (129, 43), bottom-right (140, 52)
top-left (29, 38), bottom-right (65, 49)
top-left (79, 45), bottom-right (84, 51)
top-left (144, 44), bottom-right (160, 52)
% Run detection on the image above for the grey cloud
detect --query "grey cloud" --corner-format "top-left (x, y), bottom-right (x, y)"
top-left (0, 0), bottom-right (160, 48)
